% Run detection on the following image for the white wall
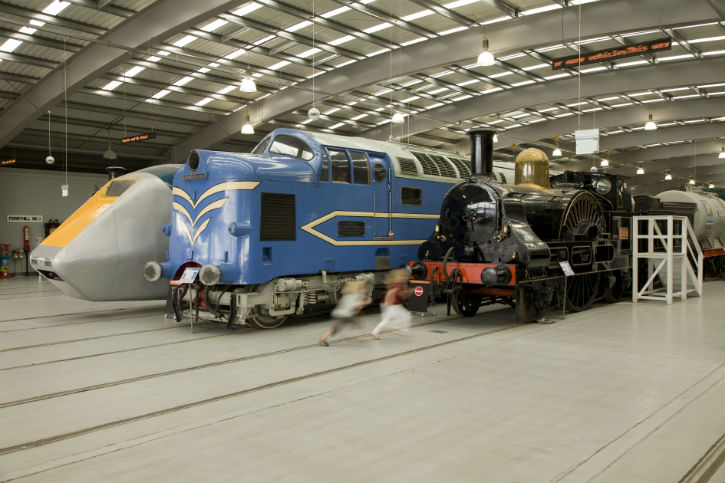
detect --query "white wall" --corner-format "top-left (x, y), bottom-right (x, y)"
top-left (0, 168), bottom-right (108, 273)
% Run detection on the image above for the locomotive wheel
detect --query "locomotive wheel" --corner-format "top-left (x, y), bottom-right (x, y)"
top-left (515, 286), bottom-right (539, 323)
top-left (453, 291), bottom-right (481, 317)
top-left (566, 272), bottom-right (600, 312)
top-left (248, 306), bottom-right (287, 329)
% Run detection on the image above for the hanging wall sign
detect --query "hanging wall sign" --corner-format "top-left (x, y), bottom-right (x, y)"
top-left (121, 133), bottom-right (156, 143)
top-left (7, 215), bottom-right (43, 223)
top-left (1, 159), bottom-right (15, 165)
top-left (552, 38), bottom-right (672, 70)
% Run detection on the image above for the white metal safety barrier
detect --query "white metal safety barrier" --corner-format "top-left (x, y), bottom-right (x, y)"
top-left (632, 215), bottom-right (703, 304)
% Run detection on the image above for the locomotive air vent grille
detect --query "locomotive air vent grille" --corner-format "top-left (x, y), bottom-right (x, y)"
top-left (448, 157), bottom-right (471, 178)
top-left (260, 193), bottom-right (296, 241)
top-left (429, 154), bottom-right (458, 178)
top-left (411, 152), bottom-right (441, 177)
top-left (396, 157), bottom-right (419, 176)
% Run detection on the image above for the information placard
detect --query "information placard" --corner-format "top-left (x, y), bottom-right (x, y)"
top-left (179, 267), bottom-right (199, 284)
top-left (559, 261), bottom-right (575, 277)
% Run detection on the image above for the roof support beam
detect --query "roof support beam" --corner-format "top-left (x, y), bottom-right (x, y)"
top-left (363, 58), bottom-right (723, 140)
top-left (171, 0), bottom-right (719, 158)
top-left (0, 0), bottom-right (246, 150)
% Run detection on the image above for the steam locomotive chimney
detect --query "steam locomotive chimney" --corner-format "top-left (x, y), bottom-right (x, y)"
top-left (468, 129), bottom-right (495, 176)
top-left (105, 166), bottom-right (126, 180)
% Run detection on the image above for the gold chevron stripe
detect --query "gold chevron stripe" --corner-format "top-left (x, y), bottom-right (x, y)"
top-left (179, 222), bottom-right (193, 246)
top-left (194, 198), bottom-right (228, 226)
top-left (191, 218), bottom-right (210, 246)
top-left (300, 211), bottom-right (439, 247)
top-left (173, 181), bottom-right (259, 208)
top-left (172, 201), bottom-right (193, 226)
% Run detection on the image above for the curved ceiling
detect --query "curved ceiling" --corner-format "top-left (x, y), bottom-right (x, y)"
top-left (0, 0), bottom-right (722, 193)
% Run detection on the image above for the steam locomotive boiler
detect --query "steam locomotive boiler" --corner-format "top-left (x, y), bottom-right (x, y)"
top-left (410, 130), bottom-right (633, 322)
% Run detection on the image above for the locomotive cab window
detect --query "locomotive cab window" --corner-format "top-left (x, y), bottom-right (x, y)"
top-left (319, 150), bottom-right (330, 181)
top-left (269, 135), bottom-right (314, 161)
top-left (401, 187), bottom-right (422, 205)
top-left (106, 179), bottom-right (136, 197)
top-left (328, 149), bottom-right (351, 183)
top-left (350, 151), bottom-right (369, 184)
top-left (252, 137), bottom-right (271, 155)
top-left (373, 164), bottom-right (386, 182)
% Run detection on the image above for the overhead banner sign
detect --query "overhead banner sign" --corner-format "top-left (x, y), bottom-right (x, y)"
top-left (7, 215), bottom-right (43, 223)
top-left (121, 133), bottom-right (156, 144)
top-left (552, 38), bottom-right (672, 70)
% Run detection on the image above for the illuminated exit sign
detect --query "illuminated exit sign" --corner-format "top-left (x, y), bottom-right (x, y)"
top-left (121, 133), bottom-right (156, 143)
top-left (552, 38), bottom-right (672, 70)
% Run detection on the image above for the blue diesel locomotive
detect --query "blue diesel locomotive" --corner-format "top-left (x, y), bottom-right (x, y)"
top-left (145, 128), bottom-right (514, 328)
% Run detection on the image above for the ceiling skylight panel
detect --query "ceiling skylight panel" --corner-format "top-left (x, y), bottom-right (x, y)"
top-left (19, 26), bottom-right (37, 35)
top-left (401, 96), bottom-right (420, 103)
top-left (545, 73), bottom-right (570, 80)
top-left (427, 87), bottom-right (448, 95)
top-left (42, 1), bottom-right (70, 16)
top-left (401, 38), bottom-right (426, 46)
top-left (329, 35), bottom-right (354, 46)
top-left (368, 48), bottom-right (391, 56)
top-left (269, 60), bottom-right (291, 70)
top-left (329, 122), bottom-right (345, 129)
top-left (439, 26), bottom-right (467, 36)
top-left (298, 48), bottom-right (321, 58)
top-left (322, 6), bottom-right (350, 18)
top-left (0, 39), bottom-right (22, 52)
top-left (689, 35), bottom-right (725, 43)
top-left (102, 80), bottom-right (122, 91)
top-left (457, 80), bottom-right (478, 87)
top-left (201, 19), bottom-right (228, 32)
top-left (29, 19), bottom-right (45, 27)
top-left (173, 76), bottom-right (194, 86)
top-left (152, 89), bottom-right (170, 99)
top-left (217, 85), bottom-right (235, 94)
top-left (658, 54), bottom-right (695, 61)
top-left (173, 35), bottom-right (197, 48)
top-left (402, 10), bottom-right (433, 22)
top-left (444, 0), bottom-right (478, 8)
top-left (616, 59), bottom-right (649, 68)
top-left (511, 80), bottom-right (536, 87)
top-left (195, 98), bottom-right (213, 106)
top-left (124, 66), bottom-right (145, 77)
top-left (579, 66), bottom-right (607, 73)
top-left (232, 3), bottom-right (262, 17)
top-left (703, 50), bottom-right (725, 56)
top-left (521, 4), bottom-right (561, 15)
top-left (522, 63), bottom-right (549, 71)
top-left (365, 22), bottom-right (391, 34)
top-left (254, 35), bottom-right (276, 45)
top-left (287, 20), bottom-right (311, 32)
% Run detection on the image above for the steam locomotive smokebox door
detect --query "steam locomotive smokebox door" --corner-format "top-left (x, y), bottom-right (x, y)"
top-left (406, 282), bottom-right (430, 312)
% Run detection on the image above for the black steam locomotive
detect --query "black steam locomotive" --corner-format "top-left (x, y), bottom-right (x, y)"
top-left (409, 130), bottom-right (633, 322)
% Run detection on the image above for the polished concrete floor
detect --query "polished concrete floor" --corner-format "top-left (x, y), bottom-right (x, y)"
top-left (0, 276), bottom-right (723, 482)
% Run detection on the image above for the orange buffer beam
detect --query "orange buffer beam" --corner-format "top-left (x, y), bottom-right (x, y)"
top-left (409, 261), bottom-right (517, 286)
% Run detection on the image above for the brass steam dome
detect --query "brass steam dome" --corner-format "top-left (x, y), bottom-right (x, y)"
top-left (515, 147), bottom-right (551, 189)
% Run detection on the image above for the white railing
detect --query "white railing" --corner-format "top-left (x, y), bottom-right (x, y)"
top-left (632, 215), bottom-right (703, 304)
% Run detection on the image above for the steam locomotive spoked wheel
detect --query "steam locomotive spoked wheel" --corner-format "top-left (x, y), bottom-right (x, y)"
top-left (565, 272), bottom-right (600, 312)
top-left (248, 305), bottom-right (288, 329)
top-left (559, 192), bottom-right (606, 312)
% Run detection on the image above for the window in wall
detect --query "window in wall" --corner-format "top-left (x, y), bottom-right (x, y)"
top-left (269, 135), bottom-right (314, 160)
top-left (329, 149), bottom-right (351, 183)
top-left (350, 151), bottom-right (369, 185)
top-left (373, 164), bottom-right (386, 182)
top-left (401, 187), bottom-right (422, 205)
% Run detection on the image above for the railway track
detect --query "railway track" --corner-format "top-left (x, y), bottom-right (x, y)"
top-left (0, 317), bottom-right (524, 456)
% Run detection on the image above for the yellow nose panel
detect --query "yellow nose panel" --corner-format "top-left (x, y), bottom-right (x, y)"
top-left (41, 179), bottom-right (131, 248)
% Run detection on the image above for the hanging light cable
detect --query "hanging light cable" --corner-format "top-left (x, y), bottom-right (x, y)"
top-left (46, 109), bottom-right (54, 165)
top-left (552, 135), bottom-right (562, 157)
top-left (644, 113), bottom-right (657, 131)
top-left (308, 0), bottom-right (319, 121)
top-left (241, 113), bottom-right (254, 134)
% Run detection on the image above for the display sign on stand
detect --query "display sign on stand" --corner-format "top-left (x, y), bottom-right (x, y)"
top-left (559, 261), bottom-right (575, 320)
